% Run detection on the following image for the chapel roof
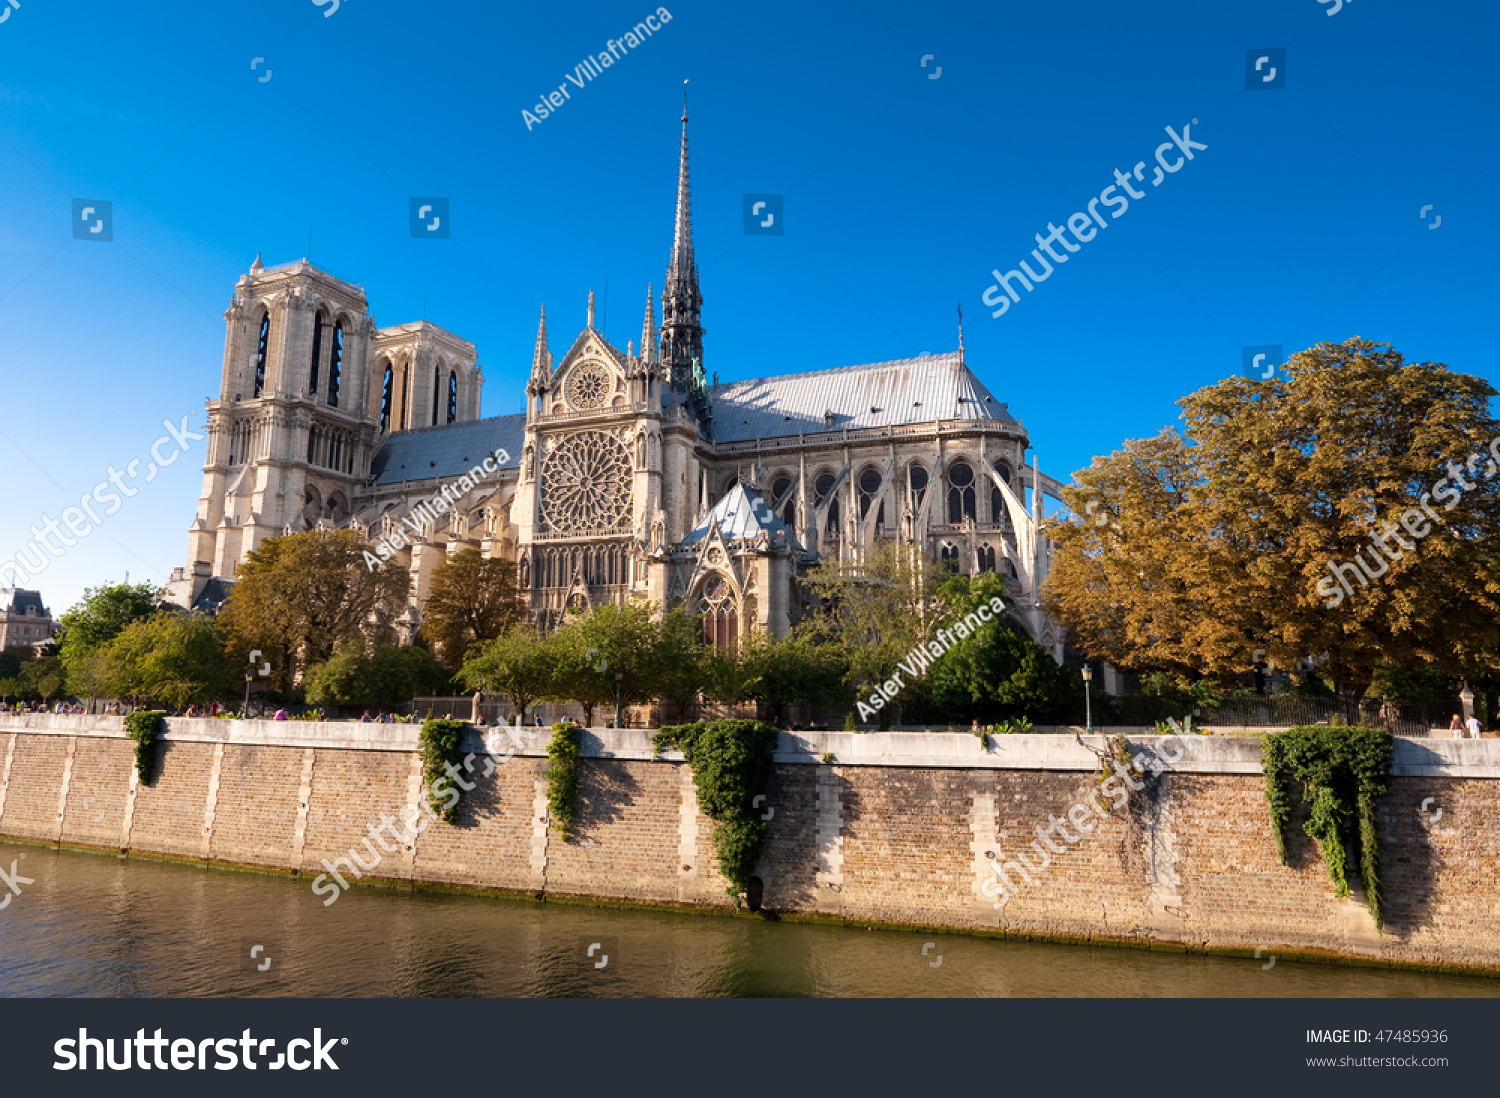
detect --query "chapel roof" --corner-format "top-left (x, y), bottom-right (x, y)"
top-left (678, 483), bottom-right (802, 551)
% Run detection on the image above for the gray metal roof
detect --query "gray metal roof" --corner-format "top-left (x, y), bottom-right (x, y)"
top-left (679, 483), bottom-right (801, 550)
top-left (0, 589), bottom-right (49, 617)
top-left (370, 415), bottom-right (525, 486)
top-left (708, 352), bottom-right (1016, 443)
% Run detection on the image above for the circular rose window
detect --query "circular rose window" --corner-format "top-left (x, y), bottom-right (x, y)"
top-left (566, 360), bottom-right (611, 410)
top-left (539, 431), bottom-right (633, 533)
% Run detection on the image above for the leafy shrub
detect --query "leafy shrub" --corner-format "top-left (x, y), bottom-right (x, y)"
top-left (123, 710), bottom-right (165, 785)
top-left (654, 719), bottom-right (781, 898)
top-left (546, 720), bottom-right (582, 840)
top-left (1262, 726), bottom-right (1393, 926)
top-left (419, 718), bottom-right (470, 824)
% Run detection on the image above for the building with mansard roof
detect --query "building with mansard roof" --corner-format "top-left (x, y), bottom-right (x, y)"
top-left (168, 104), bottom-right (1068, 658)
top-left (0, 589), bottom-right (57, 654)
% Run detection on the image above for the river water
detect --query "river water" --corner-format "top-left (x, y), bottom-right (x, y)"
top-left (1, 842), bottom-right (1493, 998)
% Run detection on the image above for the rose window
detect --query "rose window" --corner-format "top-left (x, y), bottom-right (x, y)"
top-left (540, 431), bottom-right (633, 533)
top-left (566, 360), bottom-right (611, 410)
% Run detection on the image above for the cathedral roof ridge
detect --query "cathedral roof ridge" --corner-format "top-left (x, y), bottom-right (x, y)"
top-left (708, 350), bottom-right (965, 390)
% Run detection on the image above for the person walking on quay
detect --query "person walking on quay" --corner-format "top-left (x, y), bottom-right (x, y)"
top-left (1449, 714), bottom-right (1464, 736)
top-left (1465, 714), bottom-right (1484, 739)
top-left (274, 708), bottom-right (287, 721)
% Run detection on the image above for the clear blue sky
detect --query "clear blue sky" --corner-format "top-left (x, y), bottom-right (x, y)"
top-left (1, 0), bottom-right (1495, 614)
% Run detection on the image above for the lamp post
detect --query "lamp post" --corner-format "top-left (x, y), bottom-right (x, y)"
top-left (243, 672), bottom-right (253, 719)
top-left (613, 670), bottom-right (624, 729)
top-left (1082, 667), bottom-right (1093, 735)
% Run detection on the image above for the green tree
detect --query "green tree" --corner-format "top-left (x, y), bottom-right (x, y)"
top-left (99, 611), bottom-right (234, 711)
top-left (460, 624), bottom-right (559, 723)
top-left (419, 550), bottom-right (525, 669)
top-left (924, 573), bottom-right (1083, 722)
top-left (712, 627), bottom-right (847, 725)
top-left (57, 583), bottom-right (162, 697)
top-left (801, 541), bottom-right (940, 728)
top-left (552, 602), bottom-right (659, 726)
top-left (304, 639), bottom-right (453, 710)
top-left (649, 606), bottom-right (716, 721)
top-left (19, 655), bottom-right (66, 702)
top-left (1044, 339), bottom-right (1500, 720)
top-left (219, 530), bottom-right (410, 688)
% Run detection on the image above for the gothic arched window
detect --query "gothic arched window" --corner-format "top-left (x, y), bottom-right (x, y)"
top-left (432, 366), bottom-right (441, 426)
top-left (253, 312), bottom-right (270, 398)
top-left (447, 372), bottom-right (458, 423)
top-left (698, 576), bottom-right (738, 653)
top-left (772, 474), bottom-right (794, 527)
top-left (379, 365), bottom-right (393, 433)
top-left (908, 463), bottom-right (928, 509)
top-left (991, 484), bottom-right (1003, 525)
top-left (327, 322), bottom-right (343, 407)
top-left (815, 472), bottom-right (839, 537)
top-left (309, 312), bottom-right (324, 395)
top-left (857, 466), bottom-right (885, 527)
top-left (979, 546), bottom-right (996, 572)
top-left (940, 544), bottom-right (961, 574)
top-left (947, 461), bottom-right (976, 524)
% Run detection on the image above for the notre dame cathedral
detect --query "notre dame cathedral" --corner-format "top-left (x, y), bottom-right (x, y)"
top-left (167, 105), bottom-right (1067, 660)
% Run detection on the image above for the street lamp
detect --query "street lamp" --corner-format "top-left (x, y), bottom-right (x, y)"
top-left (243, 672), bottom-right (253, 719)
top-left (613, 670), bottom-right (624, 729)
top-left (1081, 667), bottom-right (1093, 735)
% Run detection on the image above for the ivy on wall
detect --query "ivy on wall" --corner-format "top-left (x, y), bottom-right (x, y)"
top-left (1263, 725), bottom-right (1393, 926)
top-left (123, 710), bottom-right (165, 785)
top-left (546, 720), bottom-right (582, 841)
top-left (419, 718), bottom-right (470, 824)
top-left (653, 719), bottom-right (781, 899)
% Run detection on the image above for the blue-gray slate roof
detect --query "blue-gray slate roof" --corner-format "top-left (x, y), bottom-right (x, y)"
top-left (708, 351), bottom-right (1015, 443)
top-left (679, 483), bottom-right (801, 550)
top-left (370, 415), bottom-right (526, 486)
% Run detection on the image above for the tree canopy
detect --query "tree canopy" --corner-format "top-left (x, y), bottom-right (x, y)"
top-left (304, 638), bottom-right (453, 710)
top-left (1044, 339), bottom-right (1500, 715)
top-left (98, 611), bottom-right (234, 710)
top-left (218, 530), bottom-right (410, 687)
top-left (57, 583), bottom-right (163, 697)
top-left (419, 550), bottom-right (525, 669)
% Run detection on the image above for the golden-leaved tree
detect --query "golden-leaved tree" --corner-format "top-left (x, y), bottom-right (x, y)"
top-left (219, 529), bottom-right (410, 688)
top-left (1044, 339), bottom-right (1500, 718)
top-left (418, 549), bottom-right (525, 669)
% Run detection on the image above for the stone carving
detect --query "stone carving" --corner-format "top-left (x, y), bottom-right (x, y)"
top-left (539, 430), bottom-right (633, 533)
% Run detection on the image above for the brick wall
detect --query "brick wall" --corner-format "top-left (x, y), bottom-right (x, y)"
top-left (0, 717), bottom-right (1497, 974)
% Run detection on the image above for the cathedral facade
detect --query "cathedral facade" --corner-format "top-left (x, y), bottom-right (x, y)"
top-left (169, 108), bottom-right (1067, 658)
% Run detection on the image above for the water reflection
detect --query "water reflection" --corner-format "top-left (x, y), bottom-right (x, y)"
top-left (0, 843), bottom-right (1493, 999)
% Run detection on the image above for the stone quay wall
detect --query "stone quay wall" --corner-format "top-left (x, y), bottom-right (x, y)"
top-left (0, 715), bottom-right (1496, 974)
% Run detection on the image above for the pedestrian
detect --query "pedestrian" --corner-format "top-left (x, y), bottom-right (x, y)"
top-left (1449, 714), bottom-right (1463, 736)
top-left (1465, 714), bottom-right (1483, 739)
top-left (360, 710), bottom-right (372, 723)
top-left (535, 712), bottom-right (543, 727)
top-left (274, 708), bottom-right (287, 721)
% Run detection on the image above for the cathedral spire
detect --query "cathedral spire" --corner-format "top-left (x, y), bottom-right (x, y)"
top-left (528, 304), bottom-right (552, 388)
top-left (660, 81), bottom-right (705, 407)
top-left (957, 301), bottom-right (965, 366)
top-left (587, 289), bottom-right (596, 330)
top-left (640, 283), bottom-right (657, 365)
